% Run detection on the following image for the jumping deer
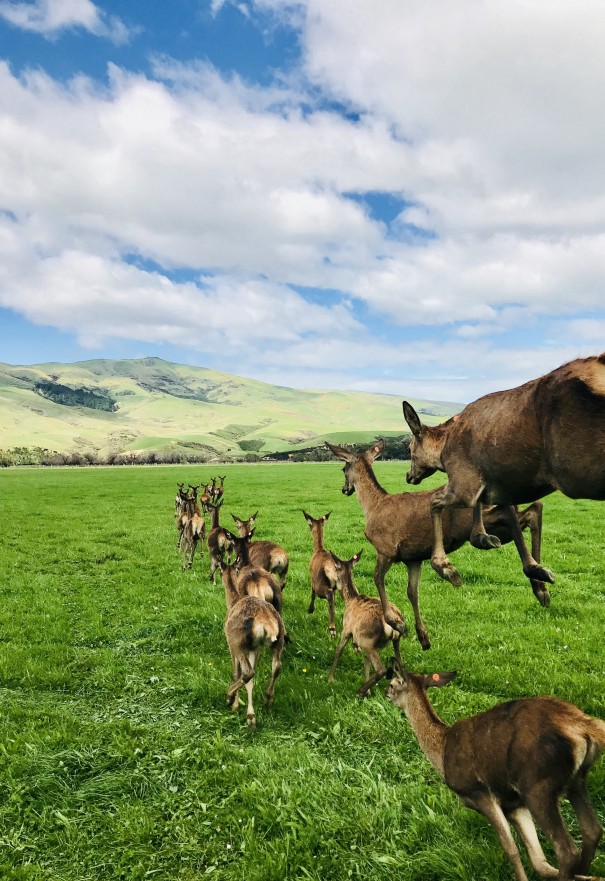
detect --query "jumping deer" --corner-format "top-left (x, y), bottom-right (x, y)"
top-left (207, 501), bottom-right (235, 583)
top-left (231, 513), bottom-right (289, 588)
top-left (179, 485), bottom-right (206, 571)
top-left (303, 510), bottom-right (339, 638)
top-left (326, 439), bottom-right (548, 646)
top-left (327, 551), bottom-right (404, 697)
top-left (219, 558), bottom-right (285, 727)
top-left (402, 352), bottom-right (605, 588)
top-left (386, 661), bottom-right (605, 881)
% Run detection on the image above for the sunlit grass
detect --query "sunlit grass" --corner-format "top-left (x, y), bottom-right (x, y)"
top-left (0, 462), bottom-right (604, 880)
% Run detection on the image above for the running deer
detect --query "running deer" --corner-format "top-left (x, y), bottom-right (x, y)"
top-left (327, 551), bottom-right (404, 697)
top-left (326, 439), bottom-right (548, 647)
top-left (386, 661), bottom-right (605, 881)
top-left (207, 501), bottom-right (235, 583)
top-left (231, 533), bottom-right (284, 617)
top-left (213, 475), bottom-right (226, 504)
top-left (175, 483), bottom-right (186, 517)
top-left (402, 352), bottom-right (605, 588)
top-left (231, 513), bottom-right (289, 588)
top-left (303, 510), bottom-right (339, 638)
top-left (219, 558), bottom-right (285, 727)
top-left (179, 485), bottom-right (206, 571)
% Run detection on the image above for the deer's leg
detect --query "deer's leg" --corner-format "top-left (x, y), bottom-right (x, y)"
top-left (470, 794), bottom-right (530, 881)
top-left (508, 807), bottom-right (558, 878)
top-left (327, 632), bottom-right (351, 682)
top-left (358, 650), bottom-right (384, 698)
top-left (429, 483), bottom-right (477, 587)
top-left (327, 589), bottom-right (337, 639)
top-left (406, 561), bottom-right (430, 650)
top-left (499, 505), bottom-right (555, 588)
top-left (524, 784), bottom-right (581, 880)
top-left (469, 502), bottom-right (502, 550)
top-left (308, 586), bottom-right (316, 614)
top-left (374, 554), bottom-right (407, 636)
top-left (243, 651), bottom-right (258, 727)
top-left (264, 644), bottom-right (283, 707)
top-left (567, 776), bottom-right (603, 875)
top-left (188, 537), bottom-right (197, 569)
top-left (518, 501), bottom-right (551, 607)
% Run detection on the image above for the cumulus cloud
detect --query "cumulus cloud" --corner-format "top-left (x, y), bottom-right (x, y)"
top-left (0, 0), bottom-right (131, 42)
top-left (1, 1), bottom-right (604, 400)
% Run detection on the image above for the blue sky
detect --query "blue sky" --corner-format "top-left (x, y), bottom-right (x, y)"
top-left (0, 0), bottom-right (604, 403)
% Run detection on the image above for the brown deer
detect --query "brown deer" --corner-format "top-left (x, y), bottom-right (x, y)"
top-left (326, 439), bottom-right (548, 646)
top-left (303, 510), bottom-right (339, 638)
top-left (386, 661), bottom-right (605, 881)
top-left (213, 475), bottom-right (226, 504)
top-left (231, 513), bottom-right (289, 588)
top-left (207, 501), bottom-right (235, 583)
top-left (231, 532), bottom-right (284, 617)
top-left (174, 482), bottom-right (186, 517)
top-left (219, 558), bottom-right (285, 727)
top-left (327, 551), bottom-right (404, 697)
top-left (402, 352), bottom-right (605, 588)
top-left (179, 485), bottom-right (206, 571)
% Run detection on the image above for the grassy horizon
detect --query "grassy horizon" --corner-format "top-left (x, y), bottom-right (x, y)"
top-left (0, 462), bottom-right (604, 880)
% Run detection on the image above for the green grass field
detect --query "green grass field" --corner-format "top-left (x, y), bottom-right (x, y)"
top-left (0, 462), bottom-right (604, 881)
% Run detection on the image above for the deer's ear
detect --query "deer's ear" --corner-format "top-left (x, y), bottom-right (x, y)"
top-left (232, 514), bottom-right (242, 525)
top-left (402, 401), bottom-right (423, 438)
top-left (323, 511), bottom-right (331, 521)
top-left (368, 438), bottom-right (384, 461)
top-left (351, 549), bottom-right (363, 565)
top-left (325, 441), bottom-right (354, 462)
top-left (424, 671), bottom-right (457, 689)
top-left (302, 510), bottom-right (313, 527)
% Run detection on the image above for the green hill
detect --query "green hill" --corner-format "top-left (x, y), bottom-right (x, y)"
top-left (0, 357), bottom-right (460, 460)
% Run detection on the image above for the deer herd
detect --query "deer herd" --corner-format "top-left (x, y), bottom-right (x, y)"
top-left (173, 354), bottom-right (605, 881)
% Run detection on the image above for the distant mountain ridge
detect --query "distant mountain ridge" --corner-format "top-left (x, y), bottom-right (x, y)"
top-left (0, 357), bottom-right (461, 460)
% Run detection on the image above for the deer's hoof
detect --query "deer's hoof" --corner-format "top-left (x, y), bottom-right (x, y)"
top-left (471, 532), bottom-right (501, 551)
top-left (387, 616), bottom-right (407, 637)
top-left (328, 628), bottom-right (336, 639)
top-left (247, 713), bottom-right (256, 727)
top-left (357, 686), bottom-right (371, 699)
top-left (307, 605), bottom-right (314, 614)
top-left (418, 632), bottom-right (431, 651)
top-left (537, 588), bottom-right (551, 608)
top-left (431, 559), bottom-right (463, 587)
top-left (524, 564), bottom-right (555, 585)
top-left (264, 693), bottom-right (274, 707)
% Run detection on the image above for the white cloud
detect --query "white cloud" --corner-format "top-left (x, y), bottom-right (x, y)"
top-left (1, 2), bottom-right (605, 400)
top-left (0, 0), bottom-right (131, 42)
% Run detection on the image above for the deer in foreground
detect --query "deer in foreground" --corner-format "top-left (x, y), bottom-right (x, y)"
top-left (402, 352), bottom-right (605, 588)
top-left (179, 485), bottom-right (206, 571)
top-left (207, 501), bottom-right (235, 583)
top-left (327, 551), bottom-right (404, 697)
top-left (303, 510), bottom-right (339, 638)
top-left (232, 513), bottom-right (289, 588)
top-left (219, 558), bottom-right (285, 727)
top-left (326, 439), bottom-right (548, 647)
top-left (386, 660), bottom-right (605, 881)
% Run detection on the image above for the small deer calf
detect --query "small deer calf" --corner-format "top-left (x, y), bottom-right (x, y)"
top-left (206, 501), bottom-right (235, 583)
top-left (386, 663), bottom-right (605, 881)
top-left (303, 510), bottom-right (339, 638)
top-left (232, 513), bottom-right (289, 588)
top-left (327, 551), bottom-right (404, 697)
top-left (219, 559), bottom-right (285, 727)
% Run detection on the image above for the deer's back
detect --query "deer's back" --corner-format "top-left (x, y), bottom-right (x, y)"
top-left (343, 595), bottom-right (404, 647)
top-left (364, 492), bottom-right (475, 561)
top-left (444, 696), bottom-right (604, 803)
top-left (310, 549), bottom-right (337, 594)
top-left (238, 566), bottom-right (281, 603)
top-left (249, 541), bottom-right (288, 572)
top-left (224, 596), bottom-right (283, 649)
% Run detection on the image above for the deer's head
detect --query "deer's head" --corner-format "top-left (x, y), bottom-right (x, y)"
top-left (386, 660), bottom-right (457, 711)
top-left (331, 550), bottom-right (363, 592)
top-left (326, 439), bottom-right (384, 495)
top-left (402, 402), bottom-right (449, 485)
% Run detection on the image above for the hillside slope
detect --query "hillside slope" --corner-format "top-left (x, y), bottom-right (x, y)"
top-left (0, 357), bottom-right (460, 458)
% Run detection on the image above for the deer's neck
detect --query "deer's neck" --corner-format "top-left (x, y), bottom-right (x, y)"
top-left (210, 509), bottom-right (220, 528)
top-left (223, 569), bottom-right (240, 609)
top-left (403, 690), bottom-right (448, 777)
top-left (339, 575), bottom-right (360, 603)
top-left (353, 462), bottom-right (386, 517)
top-left (312, 524), bottom-right (325, 553)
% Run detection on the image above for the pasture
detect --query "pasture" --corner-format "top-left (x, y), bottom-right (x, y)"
top-left (0, 462), bottom-right (604, 881)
